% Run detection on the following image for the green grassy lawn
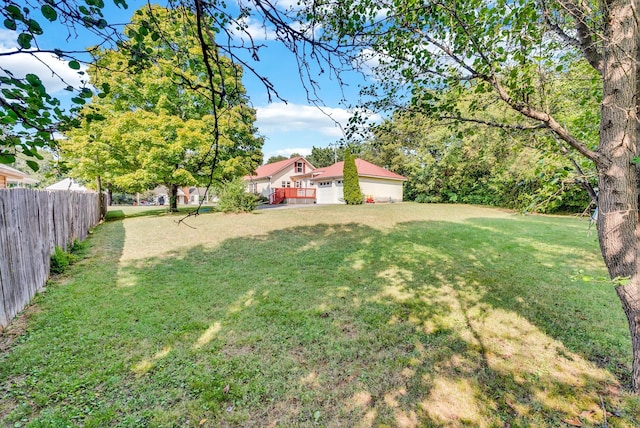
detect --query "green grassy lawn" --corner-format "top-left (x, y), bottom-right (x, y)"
top-left (1, 203), bottom-right (639, 427)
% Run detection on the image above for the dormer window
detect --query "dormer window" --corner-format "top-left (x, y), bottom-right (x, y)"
top-left (296, 161), bottom-right (304, 173)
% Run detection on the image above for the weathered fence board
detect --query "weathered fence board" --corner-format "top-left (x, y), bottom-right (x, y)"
top-left (0, 188), bottom-right (101, 330)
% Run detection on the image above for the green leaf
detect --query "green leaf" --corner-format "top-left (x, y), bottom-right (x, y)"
top-left (68, 60), bottom-right (81, 70)
top-left (41, 4), bottom-right (57, 21)
top-left (3, 19), bottom-right (16, 31)
top-left (27, 19), bottom-right (43, 35)
top-left (25, 73), bottom-right (42, 87)
top-left (1, 112), bottom-right (17, 124)
top-left (17, 33), bottom-right (33, 49)
top-left (633, 157), bottom-right (640, 165)
top-left (5, 5), bottom-right (23, 20)
top-left (0, 154), bottom-right (16, 164)
top-left (26, 160), bottom-right (40, 172)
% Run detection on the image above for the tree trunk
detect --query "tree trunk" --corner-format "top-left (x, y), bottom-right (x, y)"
top-left (596, 0), bottom-right (640, 391)
top-left (617, 285), bottom-right (640, 390)
top-left (169, 184), bottom-right (179, 212)
top-left (96, 175), bottom-right (107, 221)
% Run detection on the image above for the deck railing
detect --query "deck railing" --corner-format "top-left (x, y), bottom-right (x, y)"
top-left (270, 187), bottom-right (316, 204)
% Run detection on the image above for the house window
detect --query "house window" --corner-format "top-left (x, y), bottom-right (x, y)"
top-left (281, 181), bottom-right (291, 188)
top-left (318, 181), bottom-right (331, 187)
top-left (296, 162), bottom-right (304, 173)
top-left (295, 181), bottom-right (302, 188)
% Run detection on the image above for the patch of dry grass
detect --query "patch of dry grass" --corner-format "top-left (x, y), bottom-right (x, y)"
top-left (115, 203), bottom-right (514, 261)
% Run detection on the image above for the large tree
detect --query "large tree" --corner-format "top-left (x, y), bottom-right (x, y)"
top-left (307, 145), bottom-right (344, 167)
top-left (62, 6), bottom-right (263, 211)
top-left (0, 0), bottom-right (343, 167)
top-left (363, 71), bottom-right (599, 212)
top-left (265, 155), bottom-right (288, 164)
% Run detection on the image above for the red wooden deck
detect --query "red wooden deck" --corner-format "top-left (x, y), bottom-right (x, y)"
top-left (270, 188), bottom-right (316, 204)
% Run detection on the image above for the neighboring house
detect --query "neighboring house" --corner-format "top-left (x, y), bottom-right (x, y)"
top-left (0, 165), bottom-right (37, 189)
top-left (46, 178), bottom-right (89, 192)
top-left (244, 157), bottom-right (407, 205)
top-left (312, 158), bottom-right (407, 204)
top-left (244, 156), bottom-right (317, 204)
top-left (176, 187), bottom-right (189, 205)
top-left (188, 187), bottom-right (216, 204)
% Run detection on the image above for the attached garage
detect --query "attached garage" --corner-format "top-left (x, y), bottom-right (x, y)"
top-left (359, 177), bottom-right (404, 203)
top-left (312, 159), bottom-right (406, 204)
top-left (314, 180), bottom-right (336, 204)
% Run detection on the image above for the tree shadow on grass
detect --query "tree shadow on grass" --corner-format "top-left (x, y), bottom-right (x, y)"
top-left (1, 217), bottom-right (637, 427)
top-left (107, 219), bottom-right (634, 426)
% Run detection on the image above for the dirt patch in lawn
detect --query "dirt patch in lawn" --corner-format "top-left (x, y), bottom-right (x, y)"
top-left (0, 303), bottom-right (39, 354)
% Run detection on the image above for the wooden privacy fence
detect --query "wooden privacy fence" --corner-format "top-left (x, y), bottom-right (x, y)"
top-left (0, 188), bottom-right (101, 330)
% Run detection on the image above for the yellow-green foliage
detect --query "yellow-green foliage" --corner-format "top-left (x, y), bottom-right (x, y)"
top-left (62, 5), bottom-right (263, 201)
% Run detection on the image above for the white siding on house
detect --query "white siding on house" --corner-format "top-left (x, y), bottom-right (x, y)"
top-left (359, 177), bottom-right (404, 202)
top-left (252, 180), bottom-right (272, 197)
top-left (316, 178), bottom-right (404, 204)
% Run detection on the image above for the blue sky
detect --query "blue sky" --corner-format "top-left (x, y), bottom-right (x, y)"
top-left (1, 1), bottom-right (376, 162)
top-left (237, 40), bottom-right (366, 160)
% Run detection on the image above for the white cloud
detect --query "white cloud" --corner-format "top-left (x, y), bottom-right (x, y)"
top-left (354, 48), bottom-right (383, 76)
top-left (228, 0), bottom-right (320, 42)
top-left (256, 102), bottom-right (383, 161)
top-left (233, 16), bottom-right (277, 41)
top-left (0, 29), bottom-right (17, 47)
top-left (0, 29), bottom-right (88, 93)
top-left (256, 102), bottom-right (353, 138)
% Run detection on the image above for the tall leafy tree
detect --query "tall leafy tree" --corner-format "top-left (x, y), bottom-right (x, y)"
top-left (307, 145), bottom-right (343, 167)
top-left (265, 155), bottom-right (288, 164)
top-left (342, 148), bottom-right (362, 204)
top-left (63, 6), bottom-right (263, 211)
top-left (364, 69), bottom-right (598, 212)
top-left (0, 0), bottom-right (348, 167)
